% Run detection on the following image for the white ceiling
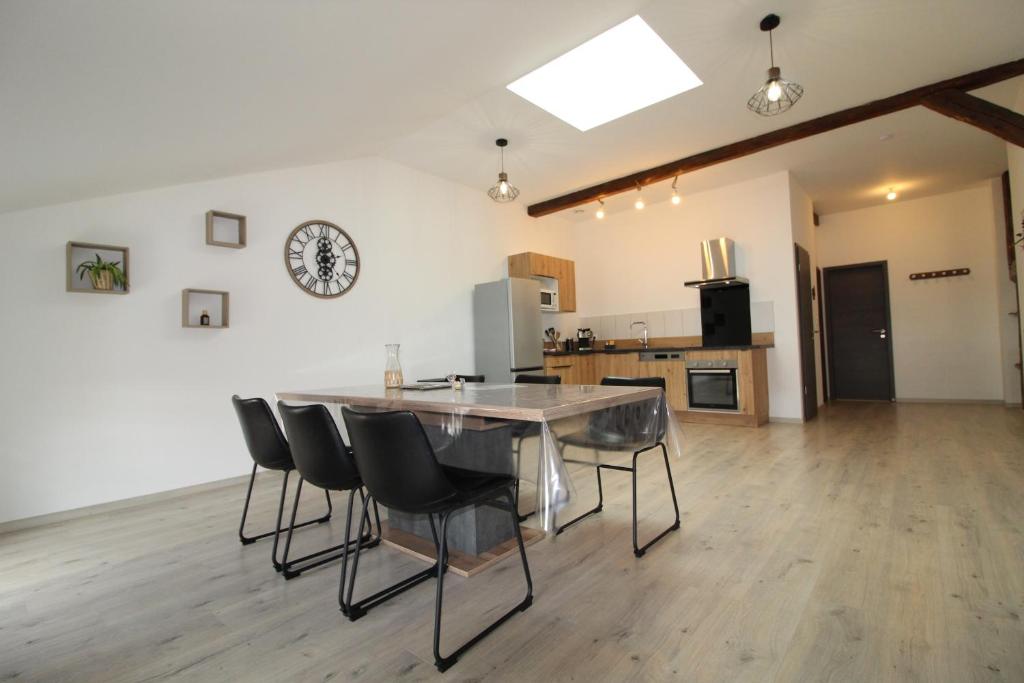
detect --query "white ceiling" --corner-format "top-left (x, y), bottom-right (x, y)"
top-left (1, 0), bottom-right (1022, 215)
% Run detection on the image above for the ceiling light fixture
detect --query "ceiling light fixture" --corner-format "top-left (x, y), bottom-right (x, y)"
top-left (747, 14), bottom-right (803, 117)
top-left (487, 138), bottom-right (520, 202)
top-left (596, 199), bottom-right (606, 219)
top-left (671, 176), bottom-right (682, 205)
top-left (506, 16), bottom-right (702, 131)
top-left (886, 188), bottom-right (898, 201)
top-left (634, 183), bottom-right (645, 210)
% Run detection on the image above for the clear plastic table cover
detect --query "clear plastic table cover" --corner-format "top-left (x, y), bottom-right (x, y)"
top-left (278, 385), bottom-right (683, 534)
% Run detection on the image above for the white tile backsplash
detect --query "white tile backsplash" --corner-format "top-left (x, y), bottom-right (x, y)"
top-left (581, 301), bottom-right (775, 341)
top-left (645, 310), bottom-right (665, 338)
top-left (664, 309), bottom-right (684, 337)
top-left (615, 314), bottom-right (632, 340)
top-left (682, 308), bottom-right (702, 336)
top-left (750, 301), bottom-right (775, 333)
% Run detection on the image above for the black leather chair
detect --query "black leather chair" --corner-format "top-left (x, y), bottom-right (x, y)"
top-left (555, 377), bottom-right (680, 557)
top-left (232, 395), bottom-right (332, 570)
top-left (276, 402), bottom-right (381, 582)
top-left (417, 374), bottom-right (485, 383)
top-left (511, 374), bottom-right (561, 520)
top-left (341, 407), bottom-right (533, 673)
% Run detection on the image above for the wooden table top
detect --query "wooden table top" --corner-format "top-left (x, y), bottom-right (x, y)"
top-left (275, 383), bottom-right (662, 422)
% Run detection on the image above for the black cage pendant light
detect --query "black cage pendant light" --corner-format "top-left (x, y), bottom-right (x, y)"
top-left (487, 138), bottom-right (520, 202)
top-left (747, 14), bottom-right (803, 116)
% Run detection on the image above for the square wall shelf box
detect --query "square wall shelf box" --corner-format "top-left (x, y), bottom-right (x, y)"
top-left (182, 289), bottom-right (230, 328)
top-left (66, 241), bottom-right (130, 294)
top-left (205, 210), bottom-right (247, 248)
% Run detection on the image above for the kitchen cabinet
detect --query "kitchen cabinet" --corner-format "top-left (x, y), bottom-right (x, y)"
top-left (543, 353), bottom-right (595, 384)
top-left (508, 252), bottom-right (576, 312)
top-left (544, 355), bottom-right (578, 384)
top-left (680, 348), bottom-right (769, 427)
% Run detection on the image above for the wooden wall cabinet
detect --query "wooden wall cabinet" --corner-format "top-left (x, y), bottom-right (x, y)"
top-left (508, 252), bottom-right (576, 311)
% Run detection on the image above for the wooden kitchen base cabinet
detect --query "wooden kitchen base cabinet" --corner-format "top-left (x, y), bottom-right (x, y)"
top-left (545, 347), bottom-right (768, 426)
top-left (679, 348), bottom-right (769, 427)
top-left (543, 353), bottom-right (595, 384)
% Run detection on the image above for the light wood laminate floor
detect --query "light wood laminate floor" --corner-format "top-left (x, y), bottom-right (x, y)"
top-left (1, 403), bottom-right (1022, 682)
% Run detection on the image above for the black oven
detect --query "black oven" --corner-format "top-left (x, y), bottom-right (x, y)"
top-left (686, 360), bottom-right (739, 411)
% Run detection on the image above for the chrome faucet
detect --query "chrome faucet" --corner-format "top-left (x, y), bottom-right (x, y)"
top-left (631, 321), bottom-right (649, 349)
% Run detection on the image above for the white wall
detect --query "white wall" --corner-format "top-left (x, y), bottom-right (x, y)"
top-left (0, 157), bottom-right (569, 523)
top-left (555, 171), bottom-right (806, 421)
top-left (817, 182), bottom-right (1006, 402)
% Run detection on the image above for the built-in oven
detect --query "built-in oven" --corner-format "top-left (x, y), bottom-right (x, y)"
top-left (686, 359), bottom-right (739, 411)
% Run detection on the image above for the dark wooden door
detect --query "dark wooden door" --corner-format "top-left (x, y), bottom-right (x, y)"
top-left (795, 244), bottom-right (818, 420)
top-left (824, 262), bottom-right (895, 401)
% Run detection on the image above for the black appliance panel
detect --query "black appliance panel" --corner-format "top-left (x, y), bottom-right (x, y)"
top-left (700, 284), bottom-right (752, 348)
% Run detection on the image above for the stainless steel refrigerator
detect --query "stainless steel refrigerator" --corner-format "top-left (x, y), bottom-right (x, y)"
top-left (473, 278), bottom-right (544, 383)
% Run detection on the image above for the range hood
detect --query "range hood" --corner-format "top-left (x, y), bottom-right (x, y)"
top-left (684, 238), bottom-right (749, 289)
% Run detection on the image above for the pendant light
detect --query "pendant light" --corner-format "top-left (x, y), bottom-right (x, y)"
top-left (747, 14), bottom-right (803, 116)
top-left (634, 182), bottom-right (645, 210)
top-left (886, 188), bottom-right (898, 201)
top-left (671, 175), bottom-right (682, 205)
top-left (487, 138), bottom-right (520, 202)
top-left (595, 199), bottom-right (606, 219)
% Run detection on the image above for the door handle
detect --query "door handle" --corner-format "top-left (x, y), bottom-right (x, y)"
top-left (871, 328), bottom-right (887, 339)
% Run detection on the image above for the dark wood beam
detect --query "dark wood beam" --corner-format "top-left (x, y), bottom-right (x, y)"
top-left (527, 57), bottom-right (1024, 218)
top-left (921, 89), bottom-right (1024, 147)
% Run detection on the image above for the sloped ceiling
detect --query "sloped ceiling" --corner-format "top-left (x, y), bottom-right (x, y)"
top-left (1, 0), bottom-right (1022, 215)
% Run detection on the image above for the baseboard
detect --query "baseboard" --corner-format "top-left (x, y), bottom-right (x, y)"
top-left (768, 416), bottom-right (804, 424)
top-left (895, 398), bottom-right (1005, 405)
top-left (0, 473), bottom-right (252, 536)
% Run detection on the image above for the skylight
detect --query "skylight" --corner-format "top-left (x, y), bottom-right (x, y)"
top-left (506, 16), bottom-right (702, 132)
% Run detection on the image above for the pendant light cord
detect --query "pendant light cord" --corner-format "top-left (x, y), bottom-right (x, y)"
top-left (769, 30), bottom-right (775, 68)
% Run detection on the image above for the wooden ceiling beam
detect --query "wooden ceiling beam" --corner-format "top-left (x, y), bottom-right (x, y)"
top-left (921, 89), bottom-right (1024, 147)
top-left (526, 57), bottom-right (1024, 218)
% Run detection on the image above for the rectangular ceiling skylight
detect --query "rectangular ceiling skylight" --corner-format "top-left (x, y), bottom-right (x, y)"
top-left (506, 16), bottom-right (702, 132)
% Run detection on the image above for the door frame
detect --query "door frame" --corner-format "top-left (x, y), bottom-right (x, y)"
top-left (822, 260), bottom-right (896, 401)
top-left (816, 266), bottom-right (829, 401)
top-left (794, 243), bottom-right (818, 420)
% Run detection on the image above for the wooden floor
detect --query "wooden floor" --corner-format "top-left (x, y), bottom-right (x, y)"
top-left (2, 402), bottom-right (1022, 682)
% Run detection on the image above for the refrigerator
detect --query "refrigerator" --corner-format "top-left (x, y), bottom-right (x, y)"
top-left (473, 278), bottom-right (545, 383)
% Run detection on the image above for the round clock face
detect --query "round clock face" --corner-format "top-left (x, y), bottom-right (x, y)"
top-left (284, 220), bottom-right (360, 298)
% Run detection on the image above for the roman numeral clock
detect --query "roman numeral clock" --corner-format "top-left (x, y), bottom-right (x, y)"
top-left (284, 220), bottom-right (360, 298)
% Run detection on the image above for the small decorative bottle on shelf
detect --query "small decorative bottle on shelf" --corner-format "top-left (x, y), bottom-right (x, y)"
top-left (200, 309), bottom-right (210, 327)
top-left (384, 344), bottom-right (403, 388)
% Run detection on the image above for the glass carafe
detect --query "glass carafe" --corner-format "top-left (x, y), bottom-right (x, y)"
top-left (384, 344), bottom-right (403, 388)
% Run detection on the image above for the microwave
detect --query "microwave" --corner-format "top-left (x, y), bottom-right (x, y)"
top-left (539, 288), bottom-right (559, 311)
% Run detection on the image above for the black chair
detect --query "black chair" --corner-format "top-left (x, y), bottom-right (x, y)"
top-left (341, 407), bottom-right (533, 673)
top-left (555, 377), bottom-right (680, 557)
top-left (417, 374), bottom-right (485, 383)
top-left (232, 395), bottom-right (332, 570)
top-left (276, 402), bottom-right (382, 582)
top-left (511, 374), bottom-right (561, 520)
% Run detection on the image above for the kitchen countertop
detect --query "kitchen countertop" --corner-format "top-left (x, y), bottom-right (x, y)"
top-left (544, 343), bottom-right (774, 357)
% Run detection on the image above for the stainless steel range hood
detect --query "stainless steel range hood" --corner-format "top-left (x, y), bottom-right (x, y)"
top-left (684, 238), bottom-right (749, 289)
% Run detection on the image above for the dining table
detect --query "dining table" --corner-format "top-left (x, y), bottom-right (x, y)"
top-left (276, 382), bottom-right (683, 575)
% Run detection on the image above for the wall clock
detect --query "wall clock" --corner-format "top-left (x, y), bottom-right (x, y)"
top-left (284, 220), bottom-right (360, 298)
